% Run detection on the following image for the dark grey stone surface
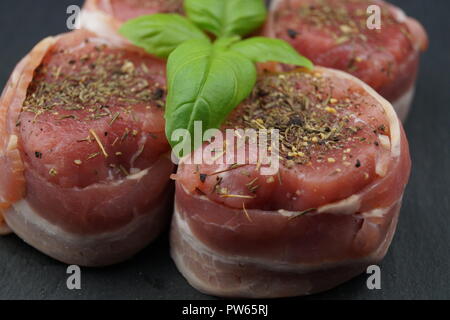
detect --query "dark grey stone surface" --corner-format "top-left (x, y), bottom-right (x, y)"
top-left (0, 0), bottom-right (448, 300)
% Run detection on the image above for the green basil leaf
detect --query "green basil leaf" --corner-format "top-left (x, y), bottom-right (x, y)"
top-left (165, 39), bottom-right (257, 153)
top-left (230, 37), bottom-right (314, 69)
top-left (119, 14), bottom-right (208, 58)
top-left (184, 0), bottom-right (267, 38)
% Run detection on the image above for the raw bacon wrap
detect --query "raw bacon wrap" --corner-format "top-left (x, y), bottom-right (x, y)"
top-left (80, 0), bottom-right (184, 45)
top-left (263, 0), bottom-right (428, 121)
top-left (171, 67), bottom-right (411, 298)
top-left (0, 30), bottom-right (174, 266)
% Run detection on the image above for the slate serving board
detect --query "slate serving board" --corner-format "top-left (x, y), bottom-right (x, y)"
top-left (0, 0), bottom-right (448, 300)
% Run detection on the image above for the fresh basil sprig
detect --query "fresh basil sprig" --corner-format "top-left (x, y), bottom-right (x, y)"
top-left (165, 38), bottom-right (257, 154)
top-left (119, 14), bottom-right (208, 58)
top-left (230, 37), bottom-right (313, 69)
top-left (119, 0), bottom-right (313, 154)
top-left (184, 0), bottom-right (267, 38)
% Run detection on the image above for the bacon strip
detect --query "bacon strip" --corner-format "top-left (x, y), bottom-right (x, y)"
top-left (80, 0), bottom-right (184, 45)
top-left (0, 37), bottom-right (57, 235)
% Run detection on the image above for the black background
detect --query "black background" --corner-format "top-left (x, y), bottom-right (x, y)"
top-left (0, 0), bottom-right (448, 300)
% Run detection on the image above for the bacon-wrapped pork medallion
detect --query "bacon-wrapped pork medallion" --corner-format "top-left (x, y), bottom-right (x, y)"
top-left (263, 0), bottom-right (428, 121)
top-left (80, 0), bottom-right (184, 44)
top-left (171, 67), bottom-right (411, 297)
top-left (0, 30), bottom-right (174, 266)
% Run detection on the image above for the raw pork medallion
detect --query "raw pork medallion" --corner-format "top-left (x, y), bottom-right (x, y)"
top-left (171, 66), bottom-right (411, 297)
top-left (264, 0), bottom-right (428, 121)
top-left (0, 30), bottom-right (174, 266)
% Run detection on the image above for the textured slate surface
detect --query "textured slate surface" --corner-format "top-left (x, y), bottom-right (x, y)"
top-left (0, 0), bottom-right (449, 300)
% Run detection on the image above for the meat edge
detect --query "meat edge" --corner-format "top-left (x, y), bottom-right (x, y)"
top-left (0, 218), bottom-right (11, 235)
top-left (392, 84), bottom-right (415, 122)
top-left (4, 185), bottom-right (173, 267)
top-left (170, 198), bottom-right (401, 298)
top-left (0, 36), bottom-right (58, 235)
top-left (79, 4), bottom-right (126, 46)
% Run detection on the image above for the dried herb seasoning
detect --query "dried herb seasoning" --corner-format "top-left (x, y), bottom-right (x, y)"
top-left (224, 70), bottom-right (388, 169)
top-left (22, 42), bottom-right (165, 122)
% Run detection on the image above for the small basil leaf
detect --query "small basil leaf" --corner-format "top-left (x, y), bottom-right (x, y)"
top-left (230, 37), bottom-right (314, 69)
top-left (119, 14), bottom-right (208, 58)
top-left (165, 39), bottom-right (257, 153)
top-left (184, 0), bottom-right (267, 38)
